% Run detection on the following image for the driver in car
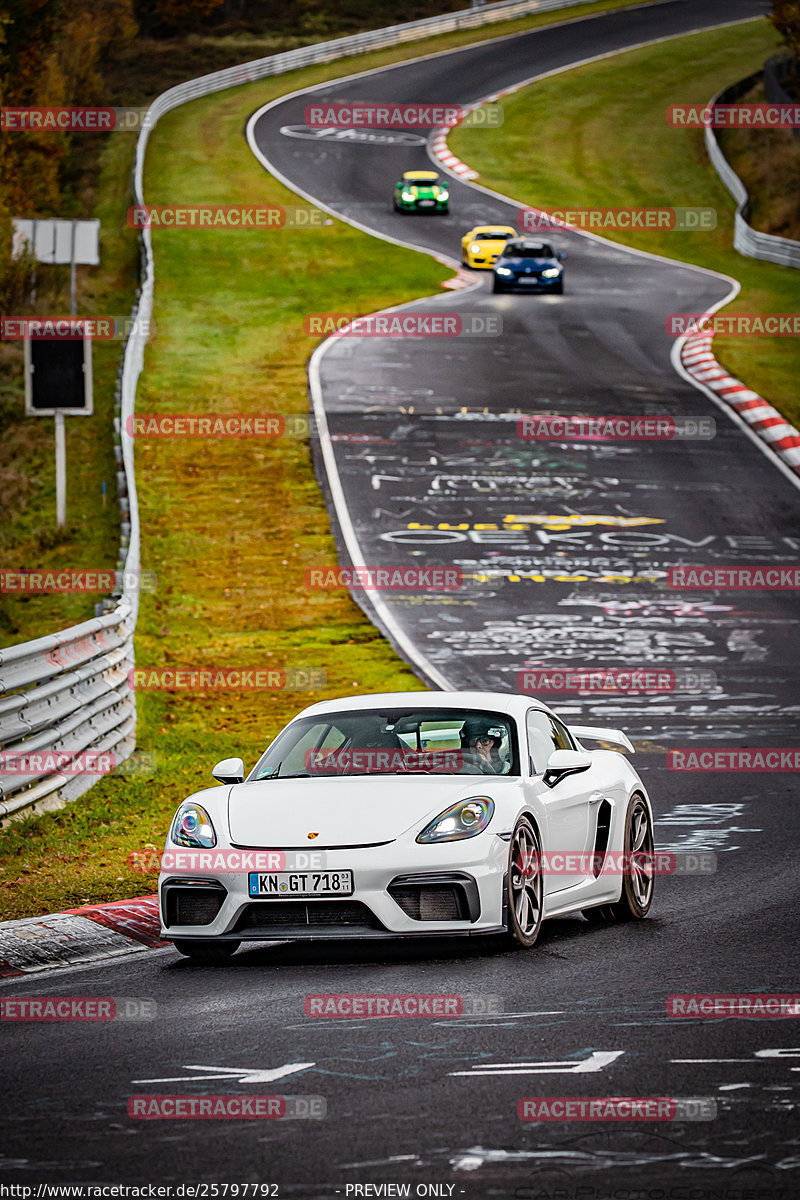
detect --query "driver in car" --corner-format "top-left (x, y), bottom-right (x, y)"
top-left (460, 718), bottom-right (506, 774)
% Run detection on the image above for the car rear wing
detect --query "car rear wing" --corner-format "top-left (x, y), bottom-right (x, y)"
top-left (569, 725), bottom-right (635, 754)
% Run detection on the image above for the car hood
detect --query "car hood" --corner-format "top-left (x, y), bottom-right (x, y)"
top-left (227, 775), bottom-right (503, 848)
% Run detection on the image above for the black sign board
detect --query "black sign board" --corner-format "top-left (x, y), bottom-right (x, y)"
top-left (24, 338), bottom-right (93, 416)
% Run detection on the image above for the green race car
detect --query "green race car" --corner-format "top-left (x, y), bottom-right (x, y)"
top-left (393, 170), bottom-right (449, 214)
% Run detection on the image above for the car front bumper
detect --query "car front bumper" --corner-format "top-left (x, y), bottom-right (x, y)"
top-left (467, 254), bottom-right (501, 268)
top-left (398, 198), bottom-right (448, 212)
top-left (159, 835), bottom-right (508, 942)
top-left (494, 273), bottom-right (562, 289)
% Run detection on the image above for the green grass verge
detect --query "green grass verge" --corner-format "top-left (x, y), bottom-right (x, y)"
top-left (450, 19), bottom-right (800, 428)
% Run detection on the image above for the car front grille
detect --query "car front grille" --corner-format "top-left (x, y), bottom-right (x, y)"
top-left (388, 882), bottom-right (469, 922)
top-left (233, 900), bottom-right (384, 935)
top-left (165, 885), bottom-right (226, 927)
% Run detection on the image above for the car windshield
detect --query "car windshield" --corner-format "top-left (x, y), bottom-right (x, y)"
top-left (249, 708), bottom-right (519, 780)
top-left (503, 243), bottom-right (554, 258)
top-left (405, 176), bottom-right (437, 185)
top-left (476, 231), bottom-right (512, 240)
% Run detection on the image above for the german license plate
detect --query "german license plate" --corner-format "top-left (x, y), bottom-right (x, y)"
top-left (520, 276), bottom-right (540, 283)
top-left (417, 199), bottom-right (435, 207)
top-left (248, 870), bottom-right (354, 898)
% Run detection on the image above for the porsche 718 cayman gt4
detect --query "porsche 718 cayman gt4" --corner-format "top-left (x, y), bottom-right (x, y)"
top-left (159, 691), bottom-right (654, 961)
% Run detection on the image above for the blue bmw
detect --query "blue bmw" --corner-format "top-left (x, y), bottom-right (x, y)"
top-left (493, 239), bottom-right (565, 294)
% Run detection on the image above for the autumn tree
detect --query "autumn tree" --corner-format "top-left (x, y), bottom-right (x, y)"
top-left (769, 0), bottom-right (800, 83)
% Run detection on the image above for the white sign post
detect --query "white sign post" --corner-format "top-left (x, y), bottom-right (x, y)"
top-left (14, 218), bottom-right (99, 528)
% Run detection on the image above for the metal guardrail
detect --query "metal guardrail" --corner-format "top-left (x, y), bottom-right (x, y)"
top-left (0, 607), bottom-right (135, 822)
top-left (705, 74), bottom-right (800, 269)
top-left (0, 0), bottom-right (607, 826)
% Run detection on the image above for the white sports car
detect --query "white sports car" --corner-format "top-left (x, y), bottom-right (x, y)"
top-left (158, 690), bottom-right (654, 962)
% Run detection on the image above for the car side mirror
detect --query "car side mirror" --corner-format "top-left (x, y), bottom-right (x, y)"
top-left (557, 252), bottom-right (565, 260)
top-left (211, 757), bottom-right (245, 784)
top-left (543, 749), bottom-right (591, 788)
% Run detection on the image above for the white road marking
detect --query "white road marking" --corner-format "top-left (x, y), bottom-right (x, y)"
top-left (132, 1062), bottom-right (314, 1085)
top-left (450, 1049), bottom-right (623, 1076)
top-left (674, 1050), bottom-right (800, 1066)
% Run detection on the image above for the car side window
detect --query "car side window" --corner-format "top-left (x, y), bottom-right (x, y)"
top-left (280, 722), bottom-right (344, 776)
top-left (526, 710), bottom-right (574, 774)
top-left (549, 715), bottom-right (575, 752)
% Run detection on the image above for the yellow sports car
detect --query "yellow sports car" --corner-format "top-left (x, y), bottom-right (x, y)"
top-left (461, 225), bottom-right (517, 268)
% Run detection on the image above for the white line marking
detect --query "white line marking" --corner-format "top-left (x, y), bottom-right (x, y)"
top-left (451, 1049), bottom-right (624, 1075)
top-left (133, 1062), bottom-right (315, 1085)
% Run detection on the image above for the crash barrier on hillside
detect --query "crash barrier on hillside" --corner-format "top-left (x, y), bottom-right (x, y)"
top-left (0, 606), bottom-right (135, 824)
top-left (0, 0), bottom-right (606, 825)
top-left (705, 73), bottom-right (800, 269)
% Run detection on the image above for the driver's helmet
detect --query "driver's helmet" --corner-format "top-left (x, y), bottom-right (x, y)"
top-left (460, 717), bottom-right (505, 751)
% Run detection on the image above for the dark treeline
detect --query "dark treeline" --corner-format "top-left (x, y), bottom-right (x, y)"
top-left (135, 0), bottom-right (469, 38)
top-left (0, 0), bottom-right (467, 307)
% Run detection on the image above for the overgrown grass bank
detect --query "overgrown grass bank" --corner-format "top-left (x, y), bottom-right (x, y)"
top-left (450, 20), bottom-right (800, 428)
top-left (719, 80), bottom-right (800, 243)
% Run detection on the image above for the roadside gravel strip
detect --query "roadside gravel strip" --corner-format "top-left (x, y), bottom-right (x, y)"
top-left (0, 896), bottom-right (162, 976)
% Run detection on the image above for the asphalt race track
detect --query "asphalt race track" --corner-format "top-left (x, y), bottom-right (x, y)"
top-left (3, 2), bottom-right (799, 1197)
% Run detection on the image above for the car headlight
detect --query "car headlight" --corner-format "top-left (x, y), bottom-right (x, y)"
top-left (470, 244), bottom-right (481, 254)
top-left (401, 190), bottom-right (415, 201)
top-left (496, 267), bottom-right (513, 276)
top-left (437, 190), bottom-right (449, 200)
top-left (416, 797), bottom-right (494, 844)
top-left (170, 802), bottom-right (216, 848)
top-left (542, 267), bottom-right (561, 278)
